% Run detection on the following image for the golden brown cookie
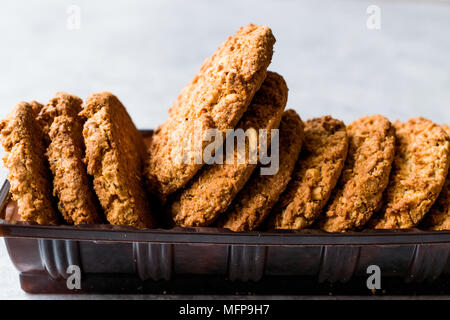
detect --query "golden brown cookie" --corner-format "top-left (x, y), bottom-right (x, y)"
top-left (168, 72), bottom-right (288, 227)
top-left (30, 101), bottom-right (44, 117)
top-left (37, 92), bottom-right (101, 225)
top-left (80, 92), bottom-right (155, 228)
top-left (270, 116), bottom-right (348, 230)
top-left (145, 24), bottom-right (276, 201)
top-left (373, 118), bottom-right (450, 229)
top-left (319, 115), bottom-right (395, 232)
top-left (421, 125), bottom-right (450, 230)
top-left (0, 102), bottom-right (59, 225)
top-left (219, 109), bottom-right (304, 231)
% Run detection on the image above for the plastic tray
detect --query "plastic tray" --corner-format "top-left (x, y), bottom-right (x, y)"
top-left (2, 176), bottom-right (450, 295)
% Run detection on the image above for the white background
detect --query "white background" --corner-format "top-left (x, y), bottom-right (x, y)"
top-left (0, 0), bottom-right (449, 299)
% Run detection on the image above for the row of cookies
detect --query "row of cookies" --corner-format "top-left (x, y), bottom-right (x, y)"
top-left (2, 23), bottom-right (450, 232)
top-left (0, 92), bottom-right (156, 228)
top-left (0, 24), bottom-right (278, 228)
top-left (145, 24), bottom-right (286, 226)
top-left (216, 116), bottom-right (450, 232)
top-left (141, 24), bottom-right (450, 231)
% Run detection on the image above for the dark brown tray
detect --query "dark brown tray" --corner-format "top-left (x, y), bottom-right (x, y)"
top-left (1, 177), bottom-right (450, 295)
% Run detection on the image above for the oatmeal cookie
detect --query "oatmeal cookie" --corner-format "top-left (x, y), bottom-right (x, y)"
top-left (145, 24), bottom-right (276, 201)
top-left (30, 101), bottom-right (44, 117)
top-left (80, 92), bottom-right (155, 228)
top-left (319, 115), bottom-right (395, 232)
top-left (219, 109), bottom-right (304, 231)
top-left (169, 72), bottom-right (287, 227)
top-left (270, 116), bottom-right (348, 230)
top-left (373, 118), bottom-right (450, 229)
top-left (0, 102), bottom-right (58, 225)
top-left (421, 125), bottom-right (450, 230)
top-left (38, 92), bottom-right (101, 225)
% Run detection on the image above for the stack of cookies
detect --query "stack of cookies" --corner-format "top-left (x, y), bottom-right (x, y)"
top-left (1, 92), bottom-right (156, 228)
top-left (1, 24), bottom-right (450, 232)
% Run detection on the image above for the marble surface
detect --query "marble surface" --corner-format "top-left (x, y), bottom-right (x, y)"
top-left (0, 0), bottom-right (449, 299)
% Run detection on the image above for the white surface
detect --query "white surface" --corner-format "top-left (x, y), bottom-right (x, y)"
top-left (0, 0), bottom-right (449, 299)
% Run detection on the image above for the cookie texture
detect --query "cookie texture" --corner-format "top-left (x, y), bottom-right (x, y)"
top-left (30, 101), bottom-right (44, 117)
top-left (270, 116), bottom-right (348, 230)
top-left (319, 115), bottom-right (395, 232)
top-left (421, 126), bottom-right (450, 230)
top-left (169, 72), bottom-right (288, 227)
top-left (145, 24), bottom-right (276, 201)
top-left (37, 92), bottom-right (101, 225)
top-left (80, 92), bottom-right (155, 228)
top-left (0, 102), bottom-right (59, 225)
top-left (219, 109), bottom-right (304, 231)
top-left (373, 118), bottom-right (450, 229)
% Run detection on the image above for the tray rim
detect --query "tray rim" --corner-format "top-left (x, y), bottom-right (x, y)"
top-left (2, 173), bottom-right (450, 246)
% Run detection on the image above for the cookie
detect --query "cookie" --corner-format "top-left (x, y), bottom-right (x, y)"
top-left (421, 125), bottom-right (450, 230)
top-left (319, 115), bottom-right (395, 232)
top-left (30, 101), bottom-right (44, 117)
top-left (0, 102), bottom-right (59, 225)
top-left (219, 109), bottom-right (304, 231)
top-left (145, 24), bottom-right (276, 201)
top-left (80, 92), bottom-right (155, 228)
top-left (37, 92), bottom-right (101, 225)
top-left (169, 71), bottom-right (288, 227)
top-left (270, 116), bottom-right (348, 230)
top-left (373, 118), bottom-right (450, 229)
